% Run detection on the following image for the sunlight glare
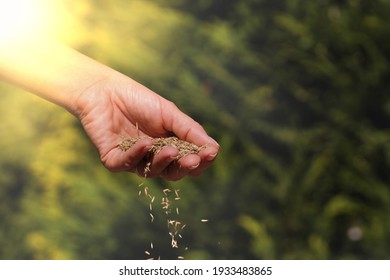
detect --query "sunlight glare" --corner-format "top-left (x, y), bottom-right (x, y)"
top-left (0, 0), bottom-right (69, 40)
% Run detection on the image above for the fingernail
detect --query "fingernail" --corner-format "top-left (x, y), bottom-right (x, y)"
top-left (207, 153), bottom-right (218, 161)
top-left (189, 163), bottom-right (200, 170)
top-left (209, 137), bottom-right (220, 147)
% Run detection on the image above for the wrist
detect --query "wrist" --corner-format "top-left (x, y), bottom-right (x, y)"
top-left (68, 72), bottom-right (111, 119)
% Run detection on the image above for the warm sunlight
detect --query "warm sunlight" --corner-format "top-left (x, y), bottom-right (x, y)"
top-left (0, 0), bottom-right (73, 40)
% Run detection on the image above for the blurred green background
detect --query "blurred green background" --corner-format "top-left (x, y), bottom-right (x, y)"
top-left (1, 0), bottom-right (390, 259)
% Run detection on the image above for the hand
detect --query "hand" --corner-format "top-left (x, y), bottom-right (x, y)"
top-left (73, 73), bottom-right (219, 181)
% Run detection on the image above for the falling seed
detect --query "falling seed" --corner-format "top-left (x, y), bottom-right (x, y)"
top-left (144, 162), bottom-right (151, 175)
top-left (161, 197), bottom-right (171, 209)
top-left (174, 221), bottom-right (181, 230)
top-left (136, 181), bottom-right (189, 259)
top-left (178, 256), bottom-right (184, 260)
top-left (201, 219), bottom-right (209, 223)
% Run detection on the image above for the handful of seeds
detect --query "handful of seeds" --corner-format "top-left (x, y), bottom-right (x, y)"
top-left (118, 136), bottom-right (206, 160)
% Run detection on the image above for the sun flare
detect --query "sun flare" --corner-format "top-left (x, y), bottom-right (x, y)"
top-left (0, 0), bottom-right (72, 40)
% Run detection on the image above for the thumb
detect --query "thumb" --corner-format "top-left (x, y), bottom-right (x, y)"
top-left (162, 102), bottom-right (218, 147)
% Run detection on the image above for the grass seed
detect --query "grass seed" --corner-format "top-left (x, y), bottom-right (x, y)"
top-left (118, 136), bottom-right (207, 160)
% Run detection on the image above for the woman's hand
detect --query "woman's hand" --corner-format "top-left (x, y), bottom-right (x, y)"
top-left (74, 74), bottom-right (219, 181)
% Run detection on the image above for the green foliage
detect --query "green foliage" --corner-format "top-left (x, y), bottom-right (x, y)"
top-left (1, 0), bottom-right (390, 259)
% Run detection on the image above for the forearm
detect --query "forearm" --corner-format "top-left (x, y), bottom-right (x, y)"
top-left (0, 36), bottom-right (113, 115)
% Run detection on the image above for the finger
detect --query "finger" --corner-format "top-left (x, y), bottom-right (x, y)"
top-left (188, 145), bottom-right (219, 177)
top-left (139, 146), bottom-right (178, 178)
top-left (162, 103), bottom-right (219, 147)
top-left (162, 154), bottom-right (201, 181)
top-left (118, 138), bottom-right (152, 172)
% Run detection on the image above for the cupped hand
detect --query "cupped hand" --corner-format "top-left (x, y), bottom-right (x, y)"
top-left (72, 73), bottom-right (219, 181)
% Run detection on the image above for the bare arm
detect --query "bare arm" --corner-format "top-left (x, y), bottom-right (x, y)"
top-left (0, 36), bottom-right (219, 180)
top-left (0, 36), bottom-right (109, 113)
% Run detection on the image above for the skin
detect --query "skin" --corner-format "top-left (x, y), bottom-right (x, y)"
top-left (0, 35), bottom-right (219, 181)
